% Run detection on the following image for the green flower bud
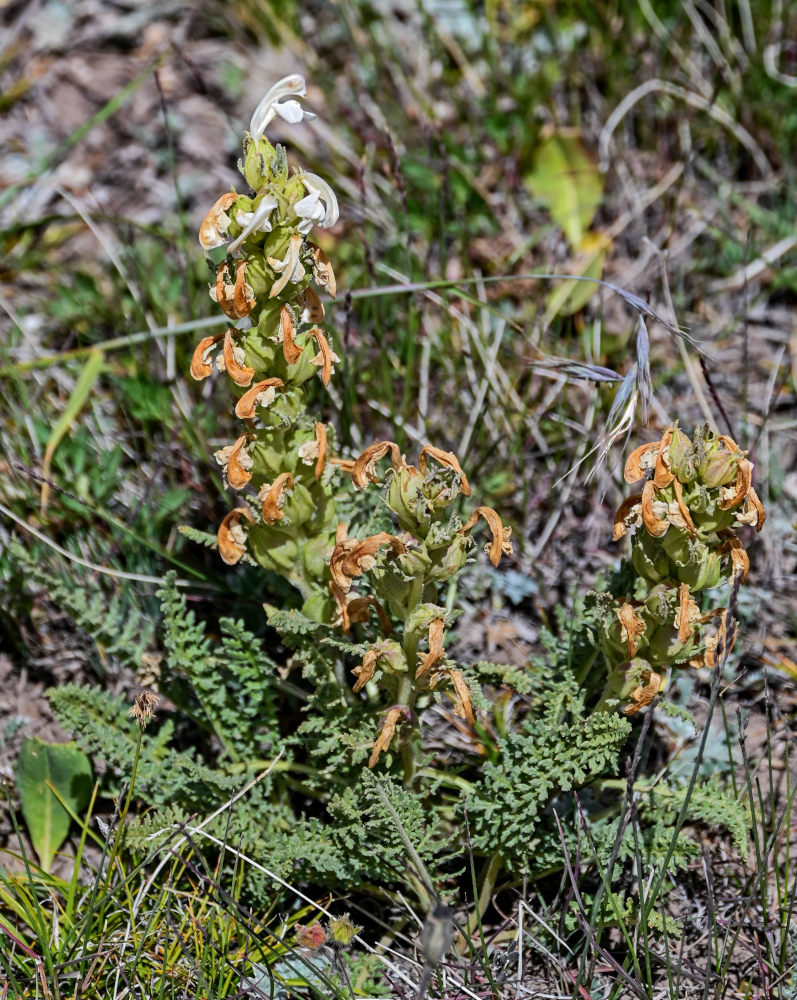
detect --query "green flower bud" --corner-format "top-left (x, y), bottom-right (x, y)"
top-left (668, 424), bottom-right (695, 482)
top-left (631, 532), bottom-right (671, 584)
top-left (427, 533), bottom-right (470, 581)
top-left (248, 525), bottom-right (298, 573)
top-left (373, 639), bottom-right (407, 675)
top-left (328, 914), bottom-right (362, 947)
top-left (699, 446), bottom-right (739, 489)
top-left (387, 467), bottom-right (430, 535)
top-left (679, 548), bottom-right (723, 592)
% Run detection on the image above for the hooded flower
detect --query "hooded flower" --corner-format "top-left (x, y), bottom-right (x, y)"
top-left (461, 506), bottom-right (513, 567)
top-left (228, 195), bottom-right (279, 255)
top-left (268, 233), bottom-right (305, 298)
top-left (215, 435), bottom-right (253, 490)
top-left (190, 332), bottom-right (224, 381)
top-left (311, 245), bottom-right (337, 298)
top-left (297, 422), bottom-right (328, 480)
top-left (235, 378), bottom-right (284, 419)
top-left (309, 327), bottom-right (340, 387)
top-left (368, 705), bottom-right (409, 768)
top-left (295, 173), bottom-right (340, 233)
top-left (258, 473), bottom-right (295, 523)
top-left (222, 329), bottom-right (255, 387)
top-left (418, 444), bottom-right (471, 497)
top-left (199, 192), bottom-right (237, 250)
top-left (351, 440), bottom-right (408, 490)
top-left (218, 507), bottom-right (254, 565)
top-left (249, 74), bottom-right (316, 138)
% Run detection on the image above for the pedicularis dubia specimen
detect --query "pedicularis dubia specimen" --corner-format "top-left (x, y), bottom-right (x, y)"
top-left (595, 423), bottom-right (765, 713)
top-left (192, 76), bottom-right (513, 765)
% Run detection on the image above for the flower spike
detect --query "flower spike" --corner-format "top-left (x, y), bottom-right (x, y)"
top-left (249, 74), bottom-right (315, 137)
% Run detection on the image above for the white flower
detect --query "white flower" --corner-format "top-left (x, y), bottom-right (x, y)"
top-left (249, 75), bottom-right (316, 138)
top-left (267, 233), bottom-right (305, 297)
top-left (295, 173), bottom-right (339, 233)
top-left (228, 195), bottom-right (279, 254)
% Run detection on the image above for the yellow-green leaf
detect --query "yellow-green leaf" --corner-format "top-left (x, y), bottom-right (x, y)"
top-left (16, 737), bottom-right (93, 872)
top-left (40, 349), bottom-right (104, 514)
top-left (525, 129), bottom-right (603, 250)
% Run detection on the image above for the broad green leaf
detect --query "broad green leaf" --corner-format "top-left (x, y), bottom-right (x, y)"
top-left (40, 349), bottom-right (104, 514)
top-left (16, 737), bottom-right (93, 872)
top-left (525, 129), bottom-right (603, 250)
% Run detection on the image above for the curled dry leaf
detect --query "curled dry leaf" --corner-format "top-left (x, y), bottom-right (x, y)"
top-left (447, 668), bottom-right (476, 727)
top-left (624, 441), bottom-right (659, 483)
top-left (720, 459), bottom-right (752, 510)
top-left (353, 648), bottom-right (379, 693)
top-left (234, 260), bottom-right (256, 316)
top-left (223, 330), bottom-right (255, 387)
top-left (368, 706), bottom-right (406, 768)
top-left (613, 493), bottom-right (643, 541)
top-left (301, 286), bottom-right (325, 323)
top-left (416, 617), bottom-right (446, 678)
top-left (258, 472), bottom-right (295, 523)
top-left (279, 305), bottom-right (303, 365)
top-left (672, 479), bottom-right (696, 536)
top-left (676, 583), bottom-right (694, 643)
top-left (199, 192), bottom-right (236, 250)
top-left (624, 669), bottom-right (661, 716)
top-left (218, 507), bottom-right (254, 565)
top-left (718, 534), bottom-right (750, 583)
top-left (235, 378), bottom-right (284, 419)
top-left (190, 332), bottom-right (224, 380)
top-left (309, 327), bottom-right (339, 387)
top-left (461, 506), bottom-right (513, 567)
top-left (311, 244), bottom-right (336, 298)
top-left (351, 440), bottom-right (407, 490)
top-left (418, 444), bottom-right (471, 496)
top-left (617, 602), bottom-right (646, 658)
top-left (653, 429), bottom-right (674, 489)
top-left (227, 435), bottom-right (253, 489)
top-left (641, 480), bottom-right (669, 537)
top-left (329, 531), bottom-right (407, 593)
top-left (347, 595), bottom-right (392, 635)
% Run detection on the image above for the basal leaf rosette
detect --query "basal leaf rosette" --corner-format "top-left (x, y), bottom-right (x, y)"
top-left (191, 76), bottom-right (341, 618)
top-left (332, 440), bottom-right (513, 767)
top-left (599, 424), bottom-right (764, 714)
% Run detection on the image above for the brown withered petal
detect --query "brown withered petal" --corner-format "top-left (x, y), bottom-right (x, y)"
top-left (719, 534), bottom-right (750, 583)
top-left (447, 668), bottom-right (476, 728)
top-left (199, 192), bottom-right (236, 250)
top-left (329, 580), bottom-right (352, 632)
top-left (278, 306), bottom-right (303, 365)
top-left (301, 286), bottom-right (325, 323)
top-left (347, 595), bottom-right (392, 635)
top-left (718, 434), bottom-right (741, 453)
top-left (227, 435), bottom-right (253, 489)
top-left (719, 459), bottom-right (752, 510)
top-left (235, 378), bottom-right (284, 419)
top-left (747, 486), bottom-right (765, 532)
top-left (613, 494), bottom-right (643, 541)
top-left (624, 441), bottom-right (660, 483)
top-left (617, 602), bottom-right (646, 658)
top-left (641, 481), bottom-right (669, 537)
top-left (234, 260), bottom-right (255, 317)
top-left (330, 532), bottom-right (407, 592)
top-left (368, 706), bottom-right (405, 768)
top-left (309, 327), bottom-right (339, 387)
top-left (417, 444), bottom-right (471, 496)
top-left (353, 648), bottom-right (379, 693)
top-left (416, 618), bottom-right (446, 679)
top-left (214, 263), bottom-right (239, 318)
top-left (218, 507), bottom-right (254, 565)
top-left (624, 670), bottom-right (661, 716)
top-left (351, 440), bottom-right (407, 490)
top-left (259, 472), bottom-right (294, 523)
top-left (461, 506), bottom-right (513, 568)
top-left (672, 479), bottom-right (697, 536)
top-left (330, 457), bottom-right (356, 474)
top-left (223, 330), bottom-right (255, 388)
top-left (677, 583), bottom-right (692, 643)
top-left (311, 245), bottom-right (337, 298)
top-left (313, 422), bottom-right (327, 480)
top-left (190, 332), bottom-right (224, 380)
top-left (653, 429), bottom-right (675, 489)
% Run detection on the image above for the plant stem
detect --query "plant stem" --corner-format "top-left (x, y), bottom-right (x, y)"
top-left (103, 724), bottom-right (143, 893)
